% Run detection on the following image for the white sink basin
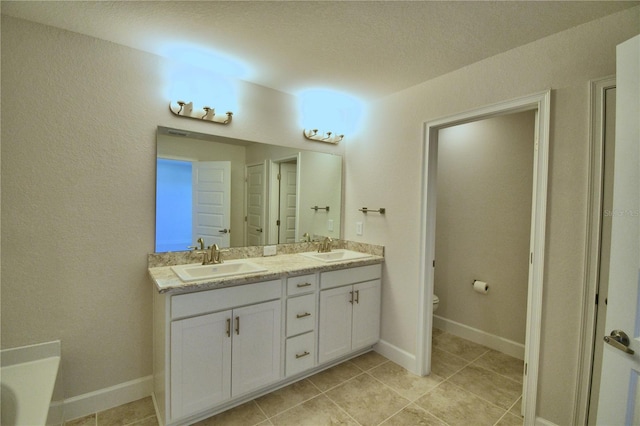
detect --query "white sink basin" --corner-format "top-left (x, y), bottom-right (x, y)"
top-left (299, 249), bottom-right (373, 263)
top-left (171, 259), bottom-right (268, 282)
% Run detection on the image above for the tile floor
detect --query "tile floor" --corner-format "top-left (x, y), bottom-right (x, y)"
top-left (64, 329), bottom-right (524, 426)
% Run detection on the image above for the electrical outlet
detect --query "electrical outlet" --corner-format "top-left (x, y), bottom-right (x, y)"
top-left (356, 221), bottom-right (363, 236)
top-left (263, 245), bottom-right (277, 256)
top-left (327, 219), bottom-right (334, 232)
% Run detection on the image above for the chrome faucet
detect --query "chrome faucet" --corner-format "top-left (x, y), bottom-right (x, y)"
top-left (318, 237), bottom-right (333, 253)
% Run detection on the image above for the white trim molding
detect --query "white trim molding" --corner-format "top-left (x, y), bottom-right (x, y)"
top-left (373, 340), bottom-right (417, 373)
top-left (417, 90), bottom-right (551, 426)
top-left (62, 375), bottom-right (153, 422)
top-left (433, 316), bottom-right (525, 360)
top-left (574, 76), bottom-right (616, 425)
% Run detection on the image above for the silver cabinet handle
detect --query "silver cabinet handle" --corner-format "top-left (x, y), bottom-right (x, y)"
top-left (604, 330), bottom-right (635, 354)
top-left (226, 318), bottom-right (231, 337)
top-left (355, 290), bottom-right (360, 304)
top-left (296, 312), bottom-right (311, 319)
top-left (297, 282), bottom-right (312, 288)
top-left (295, 351), bottom-right (310, 359)
top-left (235, 316), bottom-right (240, 335)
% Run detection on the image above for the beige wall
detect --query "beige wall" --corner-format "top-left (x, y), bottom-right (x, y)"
top-left (435, 111), bottom-right (535, 345)
top-left (0, 15), bottom-right (343, 399)
top-left (343, 7), bottom-right (639, 425)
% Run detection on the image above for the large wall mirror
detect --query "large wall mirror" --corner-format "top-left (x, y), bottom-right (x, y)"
top-left (156, 126), bottom-right (343, 252)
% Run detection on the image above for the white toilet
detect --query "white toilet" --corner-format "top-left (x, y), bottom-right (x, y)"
top-left (433, 294), bottom-right (439, 312)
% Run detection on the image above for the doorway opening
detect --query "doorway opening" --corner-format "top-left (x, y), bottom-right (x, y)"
top-left (417, 91), bottom-right (551, 424)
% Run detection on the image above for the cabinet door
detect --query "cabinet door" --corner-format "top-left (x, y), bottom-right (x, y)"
top-left (352, 280), bottom-right (381, 350)
top-left (171, 310), bottom-right (231, 420)
top-left (231, 299), bottom-right (281, 397)
top-left (318, 285), bottom-right (353, 364)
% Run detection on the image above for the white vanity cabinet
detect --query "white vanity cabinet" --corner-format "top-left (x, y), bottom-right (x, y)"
top-left (151, 257), bottom-right (383, 426)
top-left (155, 280), bottom-right (282, 425)
top-left (318, 264), bottom-right (382, 364)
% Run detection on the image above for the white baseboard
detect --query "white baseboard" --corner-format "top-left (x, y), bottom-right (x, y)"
top-left (374, 339), bottom-right (418, 374)
top-left (433, 315), bottom-right (525, 360)
top-left (63, 375), bottom-right (153, 422)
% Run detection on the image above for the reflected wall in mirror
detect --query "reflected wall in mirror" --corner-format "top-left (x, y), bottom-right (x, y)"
top-left (156, 127), bottom-right (342, 252)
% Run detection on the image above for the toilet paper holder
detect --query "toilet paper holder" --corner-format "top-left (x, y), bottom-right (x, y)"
top-left (472, 279), bottom-right (489, 294)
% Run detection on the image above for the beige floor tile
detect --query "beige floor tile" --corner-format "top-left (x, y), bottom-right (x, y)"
top-left (255, 379), bottom-right (321, 417)
top-left (414, 381), bottom-right (505, 426)
top-left (432, 333), bottom-right (488, 361)
top-left (307, 361), bottom-right (363, 392)
top-left (473, 350), bottom-right (525, 384)
top-left (193, 401), bottom-right (267, 425)
top-left (369, 361), bottom-right (443, 401)
top-left (270, 394), bottom-right (358, 425)
top-left (326, 373), bottom-right (410, 426)
top-left (448, 365), bottom-right (521, 410)
top-left (432, 328), bottom-right (444, 339)
top-left (430, 348), bottom-right (468, 379)
top-left (380, 404), bottom-right (446, 426)
top-left (349, 351), bottom-right (389, 371)
top-left (496, 412), bottom-right (524, 426)
top-left (509, 397), bottom-right (522, 416)
top-left (97, 397), bottom-right (156, 426)
top-left (65, 414), bottom-right (96, 426)
top-left (129, 415), bottom-right (159, 426)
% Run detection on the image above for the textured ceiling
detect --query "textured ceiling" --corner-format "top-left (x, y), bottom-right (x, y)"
top-left (2, 1), bottom-right (638, 100)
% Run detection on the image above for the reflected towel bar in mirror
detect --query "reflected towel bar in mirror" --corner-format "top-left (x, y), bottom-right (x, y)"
top-left (311, 206), bottom-right (330, 212)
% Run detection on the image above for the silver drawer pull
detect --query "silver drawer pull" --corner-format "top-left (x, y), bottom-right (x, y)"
top-left (295, 351), bottom-right (310, 359)
top-left (296, 282), bottom-right (312, 288)
top-left (296, 312), bottom-right (311, 319)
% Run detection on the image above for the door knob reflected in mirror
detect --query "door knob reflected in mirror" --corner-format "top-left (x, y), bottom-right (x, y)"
top-left (219, 229), bottom-right (229, 234)
top-left (604, 330), bottom-right (635, 354)
top-left (256, 228), bottom-right (263, 233)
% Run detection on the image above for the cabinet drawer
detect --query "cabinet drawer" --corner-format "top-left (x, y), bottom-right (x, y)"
top-left (171, 280), bottom-right (282, 319)
top-left (287, 274), bottom-right (317, 296)
top-left (320, 264), bottom-right (382, 289)
top-left (286, 294), bottom-right (316, 337)
top-left (285, 332), bottom-right (315, 377)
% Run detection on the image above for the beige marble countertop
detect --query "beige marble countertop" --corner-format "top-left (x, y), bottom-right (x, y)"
top-left (149, 251), bottom-right (384, 294)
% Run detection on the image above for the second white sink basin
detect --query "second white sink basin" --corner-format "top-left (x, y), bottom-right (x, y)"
top-left (171, 259), bottom-right (268, 282)
top-left (299, 249), bottom-right (373, 263)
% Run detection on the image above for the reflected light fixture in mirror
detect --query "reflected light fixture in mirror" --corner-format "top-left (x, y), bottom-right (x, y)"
top-left (155, 127), bottom-right (343, 253)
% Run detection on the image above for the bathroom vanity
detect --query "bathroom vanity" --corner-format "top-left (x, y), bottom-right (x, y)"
top-left (149, 245), bottom-right (383, 426)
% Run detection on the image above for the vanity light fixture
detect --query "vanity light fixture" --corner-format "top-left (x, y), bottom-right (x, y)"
top-left (169, 101), bottom-right (233, 125)
top-left (303, 129), bottom-right (344, 144)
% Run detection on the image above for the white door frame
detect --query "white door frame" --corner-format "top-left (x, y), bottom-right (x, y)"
top-left (574, 76), bottom-right (616, 425)
top-left (417, 90), bottom-right (551, 425)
